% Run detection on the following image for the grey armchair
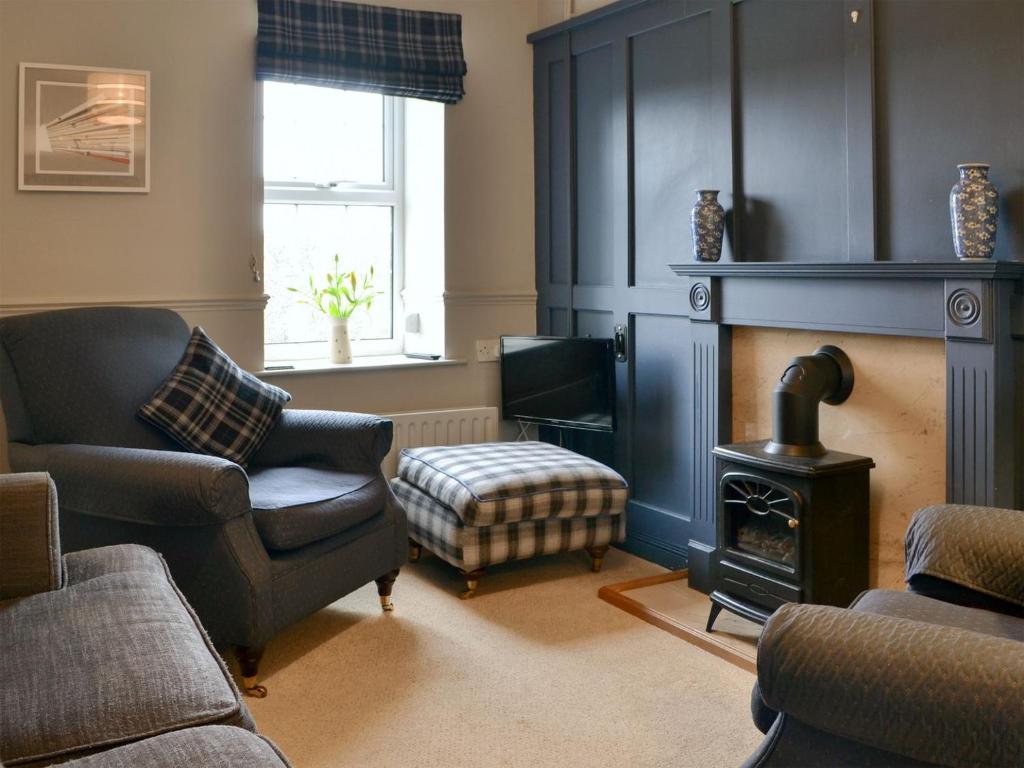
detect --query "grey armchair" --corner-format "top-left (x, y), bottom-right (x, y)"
top-left (744, 503), bottom-right (1024, 767)
top-left (0, 307), bottom-right (408, 696)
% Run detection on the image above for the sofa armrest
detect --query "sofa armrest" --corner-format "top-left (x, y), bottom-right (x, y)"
top-left (905, 504), bottom-right (1024, 609)
top-left (9, 443), bottom-right (251, 528)
top-left (249, 409), bottom-right (393, 471)
top-left (0, 472), bottom-right (63, 599)
top-left (757, 603), bottom-right (1024, 767)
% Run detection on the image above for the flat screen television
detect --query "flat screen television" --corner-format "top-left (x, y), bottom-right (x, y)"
top-left (500, 336), bottom-right (616, 432)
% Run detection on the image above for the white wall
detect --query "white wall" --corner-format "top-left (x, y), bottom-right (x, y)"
top-left (0, 0), bottom-right (539, 466)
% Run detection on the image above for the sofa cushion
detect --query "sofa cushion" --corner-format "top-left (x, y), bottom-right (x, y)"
top-left (397, 441), bottom-right (628, 526)
top-left (249, 467), bottom-right (387, 551)
top-left (138, 327), bottom-right (290, 466)
top-left (58, 726), bottom-right (290, 768)
top-left (852, 588), bottom-right (1024, 643)
top-left (0, 546), bottom-right (252, 767)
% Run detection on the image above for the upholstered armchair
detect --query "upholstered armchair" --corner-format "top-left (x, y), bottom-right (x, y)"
top-left (743, 503), bottom-right (1024, 767)
top-left (0, 307), bottom-right (408, 696)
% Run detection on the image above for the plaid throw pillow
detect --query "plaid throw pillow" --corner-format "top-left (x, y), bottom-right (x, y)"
top-left (139, 327), bottom-right (291, 465)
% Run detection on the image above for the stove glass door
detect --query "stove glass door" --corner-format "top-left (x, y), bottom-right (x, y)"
top-left (721, 473), bottom-right (801, 568)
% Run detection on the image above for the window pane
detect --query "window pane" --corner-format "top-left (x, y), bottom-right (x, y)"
top-left (264, 204), bottom-right (393, 345)
top-left (263, 82), bottom-right (384, 184)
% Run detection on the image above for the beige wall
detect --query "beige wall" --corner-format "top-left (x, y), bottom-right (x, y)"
top-left (732, 328), bottom-right (947, 589)
top-left (535, 0), bottom-right (614, 29)
top-left (0, 0), bottom-right (539, 466)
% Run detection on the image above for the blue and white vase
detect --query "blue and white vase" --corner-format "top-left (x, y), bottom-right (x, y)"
top-left (691, 189), bottom-right (725, 262)
top-left (950, 163), bottom-right (999, 260)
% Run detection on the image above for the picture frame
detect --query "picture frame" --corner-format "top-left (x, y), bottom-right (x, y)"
top-left (18, 62), bottom-right (150, 192)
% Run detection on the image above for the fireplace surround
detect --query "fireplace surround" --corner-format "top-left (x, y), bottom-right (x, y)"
top-left (669, 261), bottom-right (1024, 594)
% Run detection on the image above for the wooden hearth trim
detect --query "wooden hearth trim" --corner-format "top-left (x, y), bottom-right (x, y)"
top-left (597, 570), bottom-right (757, 674)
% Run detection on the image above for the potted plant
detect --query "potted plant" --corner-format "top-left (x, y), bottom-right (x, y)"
top-left (289, 255), bottom-right (378, 364)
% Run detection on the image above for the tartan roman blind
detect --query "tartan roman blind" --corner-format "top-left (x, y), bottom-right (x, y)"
top-left (256, 0), bottom-right (467, 104)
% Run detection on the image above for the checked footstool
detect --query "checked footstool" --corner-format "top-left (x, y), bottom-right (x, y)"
top-left (391, 441), bottom-right (628, 598)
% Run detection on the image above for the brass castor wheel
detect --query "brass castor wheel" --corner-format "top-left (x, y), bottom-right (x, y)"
top-left (459, 569), bottom-right (484, 599)
top-left (375, 569), bottom-right (400, 612)
top-left (586, 545), bottom-right (609, 573)
top-left (234, 646), bottom-right (267, 698)
top-left (243, 677), bottom-right (268, 698)
top-left (409, 540), bottom-right (423, 563)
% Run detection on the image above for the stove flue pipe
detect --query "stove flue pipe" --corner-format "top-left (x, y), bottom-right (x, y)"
top-left (764, 345), bottom-right (855, 458)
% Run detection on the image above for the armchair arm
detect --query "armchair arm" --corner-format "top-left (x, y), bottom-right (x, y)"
top-left (9, 443), bottom-right (250, 527)
top-left (0, 472), bottom-right (63, 599)
top-left (249, 409), bottom-right (393, 471)
top-left (757, 603), bottom-right (1024, 767)
top-left (905, 504), bottom-right (1024, 609)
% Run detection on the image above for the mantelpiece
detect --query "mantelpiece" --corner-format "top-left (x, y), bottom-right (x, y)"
top-left (668, 260), bottom-right (1024, 592)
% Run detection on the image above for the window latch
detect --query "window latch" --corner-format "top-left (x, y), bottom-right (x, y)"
top-left (313, 181), bottom-right (339, 189)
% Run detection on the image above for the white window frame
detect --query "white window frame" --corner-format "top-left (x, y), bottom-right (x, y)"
top-left (263, 89), bottom-right (405, 361)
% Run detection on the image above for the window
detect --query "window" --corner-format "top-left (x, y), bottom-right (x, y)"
top-left (262, 81), bottom-right (404, 361)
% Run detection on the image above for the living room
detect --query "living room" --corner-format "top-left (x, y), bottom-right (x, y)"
top-left (0, 0), bottom-right (1021, 767)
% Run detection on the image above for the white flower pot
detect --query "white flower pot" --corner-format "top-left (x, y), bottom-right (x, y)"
top-left (329, 316), bottom-right (352, 364)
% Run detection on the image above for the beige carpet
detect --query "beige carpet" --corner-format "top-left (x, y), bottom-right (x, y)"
top-left (241, 549), bottom-right (764, 768)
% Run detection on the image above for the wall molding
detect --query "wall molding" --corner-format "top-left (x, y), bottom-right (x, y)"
top-left (0, 295), bottom-right (270, 318)
top-left (442, 290), bottom-right (538, 306)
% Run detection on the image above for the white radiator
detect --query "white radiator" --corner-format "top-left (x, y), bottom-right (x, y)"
top-left (382, 406), bottom-right (500, 479)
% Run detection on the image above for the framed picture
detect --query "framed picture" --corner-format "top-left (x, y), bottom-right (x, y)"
top-left (18, 63), bottom-right (150, 192)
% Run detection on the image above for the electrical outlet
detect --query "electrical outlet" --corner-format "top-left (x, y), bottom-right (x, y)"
top-left (475, 339), bottom-right (500, 362)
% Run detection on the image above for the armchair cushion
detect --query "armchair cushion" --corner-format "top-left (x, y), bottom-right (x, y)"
top-left (852, 588), bottom-right (1024, 642)
top-left (249, 467), bottom-right (387, 550)
top-left (0, 473), bottom-right (62, 600)
top-left (0, 545), bottom-right (252, 767)
top-left (905, 503), bottom-right (1024, 609)
top-left (757, 602), bottom-right (1024, 767)
top-left (138, 327), bottom-right (290, 466)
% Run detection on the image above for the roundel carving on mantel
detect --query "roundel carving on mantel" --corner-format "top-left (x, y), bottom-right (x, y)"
top-left (689, 282), bottom-right (711, 313)
top-left (946, 288), bottom-right (982, 327)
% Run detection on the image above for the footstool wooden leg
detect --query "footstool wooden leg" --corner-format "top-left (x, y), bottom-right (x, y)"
top-left (586, 545), bottom-right (610, 573)
top-left (375, 569), bottom-right (400, 612)
top-left (408, 538), bottom-right (423, 563)
top-left (459, 569), bottom-right (484, 599)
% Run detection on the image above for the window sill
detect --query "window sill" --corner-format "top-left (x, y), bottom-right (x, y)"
top-left (257, 355), bottom-right (466, 379)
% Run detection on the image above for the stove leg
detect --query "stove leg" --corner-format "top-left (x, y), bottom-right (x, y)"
top-left (706, 602), bottom-right (723, 633)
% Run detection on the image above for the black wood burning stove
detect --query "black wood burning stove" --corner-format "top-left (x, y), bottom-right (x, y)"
top-left (706, 346), bottom-right (874, 631)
